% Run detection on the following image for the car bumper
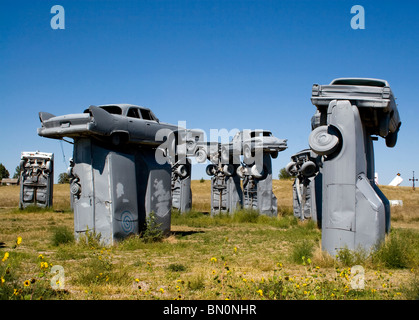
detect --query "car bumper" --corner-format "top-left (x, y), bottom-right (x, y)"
top-left (38, 121), bottom-right (102, 139)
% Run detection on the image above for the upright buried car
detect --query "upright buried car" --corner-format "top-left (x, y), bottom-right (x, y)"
top-left (38, 104), bottom-right (180, 146)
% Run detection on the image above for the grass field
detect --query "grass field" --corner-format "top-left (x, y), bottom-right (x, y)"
top-left (0, 180), bottom-right (418, 300)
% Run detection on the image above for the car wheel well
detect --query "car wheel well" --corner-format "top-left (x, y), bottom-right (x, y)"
top-left (110, 131), bottom-right (129, 146)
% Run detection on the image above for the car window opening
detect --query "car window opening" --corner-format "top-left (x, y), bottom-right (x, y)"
top-left (127, 108), bottom-right (141, 119)
top-left (99, 106), bottom-right (122, 115)
top-left (250, 131), bottom-right (272, 138)
top-left (140, 109), bottom-right (155, 121)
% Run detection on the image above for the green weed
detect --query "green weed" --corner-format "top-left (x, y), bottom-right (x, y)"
top-left (50, 226), bottom-right (75, 247)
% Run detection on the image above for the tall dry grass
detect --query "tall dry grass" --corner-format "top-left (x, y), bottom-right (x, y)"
top-left (379, 185), bottom-right (419, 225)
top-left (1, 181), bottom-right (416, 224)
top-left (0, 184), bottom-right (71, 211)
top-left (191, 179), bottom-right (294, 214)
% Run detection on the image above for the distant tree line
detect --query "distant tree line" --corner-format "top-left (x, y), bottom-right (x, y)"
top-left (278, 167), bottom-right (293, 180)
top-left (0, 163), bottom-right (25, 180)
top-left (58, 172), bottom-right (70, 184)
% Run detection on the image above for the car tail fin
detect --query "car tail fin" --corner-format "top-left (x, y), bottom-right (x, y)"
top-left (39, 112), bottom-right (56, 123)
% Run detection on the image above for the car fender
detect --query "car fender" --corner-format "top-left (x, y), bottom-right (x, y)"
top-left (89, 106), bottom-right (126, 135)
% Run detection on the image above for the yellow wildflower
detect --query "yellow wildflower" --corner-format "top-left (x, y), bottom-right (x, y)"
top-left (38, 254), bottom-right (44, 259)
top-left (16, 237), bottom-right (22, 246)
top-left (256, 289), bottom-right (263, 296)
top-left (24, 280), bottom-right (30, 287)
top-left (210, 257), bottom-right (217, 263)
top-left (1, 277), bottom-right (5, 285)
top-left (2, 252), bottom-right (9, 262)
top-left (159, 288), bottom-right (164, 293)
top-left (135, 278), bottom-right (140, 283)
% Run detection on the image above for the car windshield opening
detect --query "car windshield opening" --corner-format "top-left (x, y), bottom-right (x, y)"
top-left (99, 106), bottom-right (122, 115)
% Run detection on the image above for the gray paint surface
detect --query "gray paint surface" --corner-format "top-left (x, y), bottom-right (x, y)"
top-left (171, 162), bottom-right (192, 213)
top-left (68, 139), bottom-right (172, 245)
top-left (308, 78), bottom-right (401, 256)
top-left (242, 153), bottom-right (278, 216)
top-left (19, 151), bottom-right (54, 209)
top-left (210, 170), bottom-right (243, 214)
top-left (39, 104), bottom-right (176, 245)
top-left (286, 149), bottom-right (321, 224)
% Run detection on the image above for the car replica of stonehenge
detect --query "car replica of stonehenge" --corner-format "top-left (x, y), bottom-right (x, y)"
top-left (36, 77), bottom-right (401, 255)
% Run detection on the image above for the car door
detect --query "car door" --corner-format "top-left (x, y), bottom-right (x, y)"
top-left (127, 107), bottom-right (150, 143)
top-left (139, 108), bottom-right (160, 143)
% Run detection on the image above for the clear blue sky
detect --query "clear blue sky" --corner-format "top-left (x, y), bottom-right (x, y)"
top-left (1, 0), bottom-right (418, 186)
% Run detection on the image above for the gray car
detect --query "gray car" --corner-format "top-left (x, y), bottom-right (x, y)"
top-left (221, 130), bottom-right (287, 164)
top-left (311, 77), bottom-right (401, 148)
top-left (38, 104), bottom-right (180, 146)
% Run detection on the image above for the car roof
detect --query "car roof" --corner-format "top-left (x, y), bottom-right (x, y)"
top-left (250, 130), bottom-right (272, 133)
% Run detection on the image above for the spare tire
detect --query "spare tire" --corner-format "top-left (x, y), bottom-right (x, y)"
top-left (175, 164), bottom-right (188, 178)
top-left (195, 148), bottom-right (207, 163)
top-left (309, 125), bottom-right (340, 156)
top-left (285, 161), bottom-right (297, 176)
top-left (206, 164), bottom-right (217, 176)
top-left (301, 160), bottom-right (317, 177)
